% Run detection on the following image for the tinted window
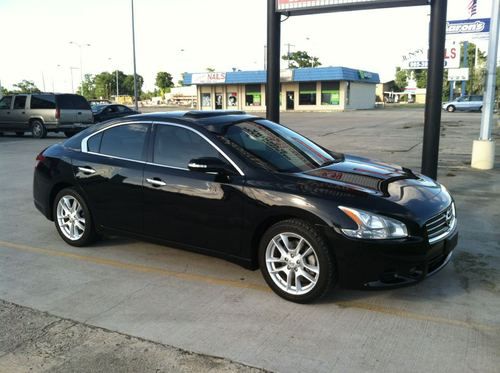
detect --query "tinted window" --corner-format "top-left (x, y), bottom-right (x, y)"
top-left (56, 94), bottom-right (91, 110)
top-left (13, 96), bottom-right (27, 109)
top-left (117, 105), bottom-right (131, 113)
top-left (299, 82), bottom-right (317, 105)
top-left (0, 96), bottom-right (12, 109)
top-left (99, 123), bottom-right (148, 161)
top-left (220, 121), bottom-right (334, 173)
top-left (87, 132), bottom-right (103, 153)
top-left (31, 95), bottom-right (56, 109)
top-left (153, 125), bottom-right (219, 168)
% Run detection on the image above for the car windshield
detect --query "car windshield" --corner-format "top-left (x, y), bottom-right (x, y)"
top-left (91, 105), bottom-right (107, 113)
top-left (218, 120), bottom-right (335, 173)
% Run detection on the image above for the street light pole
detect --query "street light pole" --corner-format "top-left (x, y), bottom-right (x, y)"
top-left (131, 0), bottom-right (139, 111)
top-left (70, 67), bottom-right (79, 93)
top-left (108, 58), bottom-right (119, 99)
top-left (69, 41), bottom-right (91, 96)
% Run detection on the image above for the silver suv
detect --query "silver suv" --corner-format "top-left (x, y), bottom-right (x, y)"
top-left (442, 95), bottom-right (483, 112)
top-left (0, 93), bottom-right (94, 138)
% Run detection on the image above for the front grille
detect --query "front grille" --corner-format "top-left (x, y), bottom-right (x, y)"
top-left (426, 204), bottom-right (456, 243)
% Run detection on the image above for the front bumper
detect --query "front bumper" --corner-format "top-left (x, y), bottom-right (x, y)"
top-left (324, 227), bottom-right (458, 289)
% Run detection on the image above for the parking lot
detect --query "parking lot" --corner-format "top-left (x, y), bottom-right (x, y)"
top-left (1, 108), bottom-right (499, 372)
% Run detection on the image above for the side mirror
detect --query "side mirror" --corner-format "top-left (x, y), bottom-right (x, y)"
top-left (188, 157), bottom-right (236, 175)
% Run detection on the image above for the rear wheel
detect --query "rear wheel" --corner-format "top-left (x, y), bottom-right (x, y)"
top-left (259, 219), bottom-right (336, 303)
top-left (53, 188), bottom-right (97, 246)
top-left (31, 119), bottom-right (47, 139)
top-left (446, 105), bottom-right (456, 112)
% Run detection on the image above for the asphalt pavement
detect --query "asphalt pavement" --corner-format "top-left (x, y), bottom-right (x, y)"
top-left (0, 108), bottom-right (499, 373)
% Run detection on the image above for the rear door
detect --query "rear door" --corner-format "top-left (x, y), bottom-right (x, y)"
top-left (11, 95), bottom-right (28, 129)
top-left (72, 121), bottom-right (151, 233)
top-left (56, 94), bottom-right (93, 124)
top-left (0, 96), bottom-right (14, 127)
top-left (29, 94), bottom-right (57, 124)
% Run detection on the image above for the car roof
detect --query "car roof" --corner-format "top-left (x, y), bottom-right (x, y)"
top-left (125, 110), bottom-right (261, 132)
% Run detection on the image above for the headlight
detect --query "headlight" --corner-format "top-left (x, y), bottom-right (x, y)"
top-left (338, 206), bottom-right (408, 239)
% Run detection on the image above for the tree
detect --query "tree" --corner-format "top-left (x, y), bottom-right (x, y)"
top-left (413, 70), bottom-right (427, 89)
top-left (394, 67), bottom-right (408, 91)
top-left (155, 72), bottom-right (174, 95)
top-left (12, 80), bottom-right (40, 94)
top-left (1, 86), bottom-right (8, 97)
top-left (282, 50), bottom-right (321, 68)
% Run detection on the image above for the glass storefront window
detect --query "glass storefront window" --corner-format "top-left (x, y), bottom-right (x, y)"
top-left (245, 84), bottom-right (262, 106)
top-left (299, 82), bottom-right (316, 105)
top-left (321, 81), bottom-right (340, 105)
top-left (227, 92), bottom-right (238, 107)
top-left (201, 93), bottom-right (211, 107)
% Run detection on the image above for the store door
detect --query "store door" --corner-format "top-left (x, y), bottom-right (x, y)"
top-left (215, 93), bottom-right (223, 109)
top-left (286, 91), bottom-right (295, 110)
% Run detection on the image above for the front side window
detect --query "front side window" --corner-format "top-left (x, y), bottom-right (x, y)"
top-left (31, 95), bottom-right (56, 109)
top-left (245, 84), bottom-right (262, 106)
top-left (299, 83), bottom-right (317, 105)
top-left (117, 105), bottom-right (131, 113)
top-left (219, 120), bottom-right (334, 173)
top-left (0, 96), bottom-right (12, 109)
top-left (153, 125), bottom-right (220, 169)
top-left (13, 96), bottom-right (27, 110)
top-left (96, 123), bottom-right (148, 161)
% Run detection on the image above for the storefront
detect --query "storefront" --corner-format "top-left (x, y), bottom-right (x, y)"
top-left (183, 67), bottom-right (379, 112)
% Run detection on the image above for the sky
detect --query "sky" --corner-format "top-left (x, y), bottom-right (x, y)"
top-left (0, 0), bottom-right (494, 93)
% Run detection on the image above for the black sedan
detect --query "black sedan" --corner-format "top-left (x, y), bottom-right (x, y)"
top-left (33, 111), bottom-right (458, 303)
top-left (92, 104), bottom-right (139, 123)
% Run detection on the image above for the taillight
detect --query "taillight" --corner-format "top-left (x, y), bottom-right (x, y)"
top-left (55, 107), bottom-right (60, 119)
top-left (35, 148), bottom-right (48, 167)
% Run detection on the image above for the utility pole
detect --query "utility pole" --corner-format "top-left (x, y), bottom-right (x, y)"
top-left (69, 41), bottom-right (91, 96)
top-left (284, 43), bottom-right (295, 68)
top-left (471, 0), bottom-right (499, 170)
top-left (461, 41), bottom-right (468, 96)
top-left (131, 0), bottom-right (139, 111)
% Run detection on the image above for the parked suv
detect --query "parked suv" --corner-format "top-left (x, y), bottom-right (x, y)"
top-left (0, 93), bottom-right (94, 138)
top-left (442, 95), bottom-right (483, 112)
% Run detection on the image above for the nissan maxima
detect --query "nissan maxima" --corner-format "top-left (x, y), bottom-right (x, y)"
top-left (33, 111), bottom-right (458, 303)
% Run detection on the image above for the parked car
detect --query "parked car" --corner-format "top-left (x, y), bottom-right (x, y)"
top-left (0, 93), bottom-right (93, 138)
top-left (92, 104), bottom-right (139, 123)
top-left (33, 111), bottom-right (458, 303)
top-left (442, 95), bottom-right (483, 112)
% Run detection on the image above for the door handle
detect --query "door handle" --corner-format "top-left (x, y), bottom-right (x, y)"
top-left (78, 166), bottom-right (96, 175)
top-left (146, 178), bottom-right (166, 187)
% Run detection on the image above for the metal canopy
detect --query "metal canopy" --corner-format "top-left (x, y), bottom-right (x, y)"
top-left (275, 0), bottom-right (428, 15)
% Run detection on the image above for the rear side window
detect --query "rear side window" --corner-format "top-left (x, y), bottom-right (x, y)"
top-left (0, 96), bottom-right (12, 109)
top-left (87, 132), bottom-right (103, 153)
top-left (56, 94), bottom-right (91, 110)
top-left (99, 123), bottom-right (148, 161)
top-left (153, 125), bottom-right (219, 168)
top-left (13, 96), bottom-right (27, 109)
top-left (31, 95), bottom-right (56, 109)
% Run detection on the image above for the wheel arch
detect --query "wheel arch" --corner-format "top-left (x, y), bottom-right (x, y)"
top-left (29, 116), bottom-right (45, 124)
top-left (249, 207), bottom-right (331, 269)
top-left (48, 182), bottom-right (75, 221)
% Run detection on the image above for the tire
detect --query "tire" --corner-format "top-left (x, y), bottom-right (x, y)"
top-left (446, 105), bottom-right (456, 112)
top-left (258, 219), bottom-right (336, 303)
top-left (15, 132), bottom-right (24, 137)
top-left (31, 119), bottom-right (47, 139)
top-left (53, 188), bottom-right (98, 247)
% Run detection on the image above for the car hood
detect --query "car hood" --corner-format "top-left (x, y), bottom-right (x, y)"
top-left (298, 154), bottom-right (451, 220)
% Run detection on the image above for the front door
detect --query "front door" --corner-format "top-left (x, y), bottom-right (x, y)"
top-left (286, 91), bottom-right (295, 110)
top-left (0, 96), bottom-right (14, 127)
top-left (215, 94), bottom-right (223, 109)
top-left (72, 122), bottom-right (150, 233)
top-left (143, 123), bottom-right (244, 256)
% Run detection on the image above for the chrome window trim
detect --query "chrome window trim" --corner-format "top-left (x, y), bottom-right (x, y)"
top-left (80, 120), bottom-right (245, 176)
top-left (153, 121), bottom-right (245, 176)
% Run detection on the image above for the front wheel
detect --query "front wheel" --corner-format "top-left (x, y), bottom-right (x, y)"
top-left (31, 119), bottom-right (47, 139)
top-left (53, 188), bottom-right (97, 246)
top-left (446, 105), bottom-right (456, 112)
top-left (259, 219), bottom-right (336, 303)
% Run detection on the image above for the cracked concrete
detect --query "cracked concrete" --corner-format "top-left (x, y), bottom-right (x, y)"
top-left (0, 300), bottom-right (265, 373)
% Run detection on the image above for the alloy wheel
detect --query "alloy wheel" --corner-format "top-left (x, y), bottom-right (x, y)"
top-left (56, 195), bottom-right (86, 241)
top-left (265, 232), bottom-right (320, 295)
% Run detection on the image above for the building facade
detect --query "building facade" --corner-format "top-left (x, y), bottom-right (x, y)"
top-left (183, 67), bottom-right (380, 112)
